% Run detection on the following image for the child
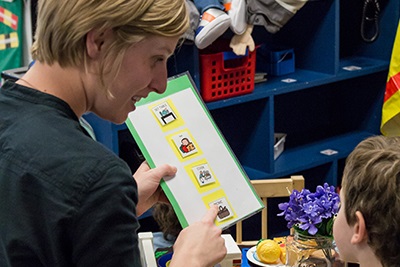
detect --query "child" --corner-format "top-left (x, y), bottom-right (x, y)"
top-left (152, 202), bottom-right (182, 251)
top-left (333, 135), bottom-right (400, 267)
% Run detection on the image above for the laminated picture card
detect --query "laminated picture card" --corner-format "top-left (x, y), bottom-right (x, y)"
top-left (126, 72), bottom-right (264, 229)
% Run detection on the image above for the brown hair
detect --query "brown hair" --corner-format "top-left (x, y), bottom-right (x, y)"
top-left (342, 135), bottom-right (400, 267)
top-left (152, 203), bottom-right (182, 241)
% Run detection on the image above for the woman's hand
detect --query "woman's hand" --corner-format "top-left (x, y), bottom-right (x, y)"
top-left (133, 161), bottom-right (177, 216)
top-left (170, 205), bottom-right (227, 267)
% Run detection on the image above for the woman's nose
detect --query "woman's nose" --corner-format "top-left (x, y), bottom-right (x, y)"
top-left (149, 68), bottom-right (168, 94)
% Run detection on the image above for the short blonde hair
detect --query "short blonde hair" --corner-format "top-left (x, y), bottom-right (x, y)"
top-left (342, 135), bottom-right (400, 267)
top-left (31, 0), bottom-right (188, 91)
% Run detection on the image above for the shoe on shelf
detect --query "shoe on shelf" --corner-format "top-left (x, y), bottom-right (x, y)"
top-left (195, 8), bottom-right (230, 50)
top-left (224, 0), bottom-right (247, 35)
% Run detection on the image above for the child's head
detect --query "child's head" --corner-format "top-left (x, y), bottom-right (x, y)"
top-left (152, 203), bottom-right (182, 241)
top-left (333, 135), bottom-right (400, 266)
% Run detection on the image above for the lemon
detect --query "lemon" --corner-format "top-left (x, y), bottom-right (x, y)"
top-left (273, 237), bottom-right (287, 264)
top-left (256, 239), bottom-right (281, 264)
top-left (280, 249), bottom-right (286, 264)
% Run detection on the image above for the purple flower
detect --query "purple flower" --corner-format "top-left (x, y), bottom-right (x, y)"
top-left (277, 183), bottom-right (340, 237)
top-left (298, 215), bottom-right (322, 235)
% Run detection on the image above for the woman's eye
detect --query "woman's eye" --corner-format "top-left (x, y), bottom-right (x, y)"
top-left (151, 57), bottom-right (165, 67)
top-left (156, 57), bottom-right (165, 63)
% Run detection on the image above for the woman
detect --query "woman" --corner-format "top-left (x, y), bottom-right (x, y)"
top-left (0, 0), bottom-right (226, 266)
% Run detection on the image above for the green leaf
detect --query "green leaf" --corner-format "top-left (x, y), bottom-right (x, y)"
top-left (325, 218), bottom-right (334, 237)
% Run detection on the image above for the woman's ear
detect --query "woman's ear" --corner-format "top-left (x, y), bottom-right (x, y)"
top-left (350, 211), bottom-right (368, 244)
top-left (86, 28), bottom-right (113, 59)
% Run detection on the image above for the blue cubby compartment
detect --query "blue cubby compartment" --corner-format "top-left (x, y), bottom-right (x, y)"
top-left (256, 44), bottom-right (295, 76)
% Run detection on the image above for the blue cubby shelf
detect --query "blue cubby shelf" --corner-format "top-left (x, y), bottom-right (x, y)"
top-left (271, 131), bottom-right (375, 178)
top-left (206, 0), bottom-right (399, 189)
top-left (243, 131), bottom-right (375, 181)
top-left (206, 56), bottom-right (389, 111)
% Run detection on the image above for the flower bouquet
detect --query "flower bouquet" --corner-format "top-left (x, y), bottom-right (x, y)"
top-left (278, 183), bottom-right (340, 266)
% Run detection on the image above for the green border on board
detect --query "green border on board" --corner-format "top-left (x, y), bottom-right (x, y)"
top-left (125, 72), bottom-right (264, 228)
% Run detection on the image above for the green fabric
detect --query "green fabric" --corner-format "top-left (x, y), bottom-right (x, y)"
top-left (0, 0), bottom-right (23, 73)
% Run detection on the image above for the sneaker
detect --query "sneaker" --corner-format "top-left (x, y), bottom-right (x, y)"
top-left (195, 8), bottom-right (230, 50)
top-left (181, 0), bottom-right (200, 43)
top-left (224, 0), bottom-right (247, 35)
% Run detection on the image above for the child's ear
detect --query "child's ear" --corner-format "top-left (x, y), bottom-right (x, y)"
top-left (350, 211), bottom-right (368, 244)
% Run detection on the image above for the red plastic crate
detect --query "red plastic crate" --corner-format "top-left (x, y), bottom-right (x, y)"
top-left (199, 48), bottom-right (256, 102)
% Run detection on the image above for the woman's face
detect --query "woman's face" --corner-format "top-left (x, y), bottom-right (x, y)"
top-left (93, 35), bottom-right (180, 124)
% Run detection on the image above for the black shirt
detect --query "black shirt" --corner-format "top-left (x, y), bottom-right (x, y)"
top-left (0, 81), bottom-right (141, 266)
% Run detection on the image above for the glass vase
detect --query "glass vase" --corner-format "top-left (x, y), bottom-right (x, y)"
top-left (285, 231), bottom-right (335, 267)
